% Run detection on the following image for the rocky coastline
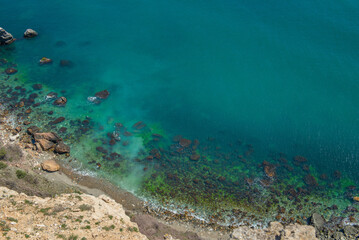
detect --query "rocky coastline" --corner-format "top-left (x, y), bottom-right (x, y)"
top-left (0, 27), bottom-right (358, 240)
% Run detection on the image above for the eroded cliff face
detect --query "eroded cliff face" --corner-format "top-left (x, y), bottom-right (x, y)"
top-left (0, 186), bottom-right (148, 240)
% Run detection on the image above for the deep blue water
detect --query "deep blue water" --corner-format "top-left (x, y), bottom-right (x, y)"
top-left (1, 0), bottom-right (359, 224)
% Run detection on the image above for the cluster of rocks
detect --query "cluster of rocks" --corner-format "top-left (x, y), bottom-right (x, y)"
top-left (310, 212), bottom-right (359, 240)
top-left (24, 126), bottom-right (70, 155)
top-left (231, 221), bottom-right (318, 240)
top-left (1, 27), bottom-right (38, 45)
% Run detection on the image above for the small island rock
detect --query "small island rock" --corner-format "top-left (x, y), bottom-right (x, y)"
top-left (24, 29), bottom-right (38, 38)
top-left (0, 27), bottom-right (15, 45)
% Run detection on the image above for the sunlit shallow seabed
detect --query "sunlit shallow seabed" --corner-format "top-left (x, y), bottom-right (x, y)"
top-left (1, 0), bottom-right (359, 227)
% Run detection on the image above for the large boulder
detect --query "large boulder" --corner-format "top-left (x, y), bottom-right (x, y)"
top-left (37, 139), bottom-right (55, 151)
top-left (0, 27), bottom-right (15, 45)
top-left (34, 132), bottom-right (61, 143)
top-left (55, 142), bottom-right (70, 154)
top-left (24, 29), bottom-right (38, 38)
top-left (41, 160), bottom-right (60, 172)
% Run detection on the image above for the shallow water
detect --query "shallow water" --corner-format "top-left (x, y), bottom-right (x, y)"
top-left (1, 0), bottom-right (359, 225)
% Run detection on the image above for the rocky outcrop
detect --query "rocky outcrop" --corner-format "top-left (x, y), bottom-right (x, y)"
top-left (41, 159), bottom-right (60, 172)
top-left (231, 222), bottom-right (318, 240)
top-left (24, 28), bottom-right (38, 38)
top-left (0, 27), bottom-right (15, 45)
top-left (0, 186), bottom-right (147, 239)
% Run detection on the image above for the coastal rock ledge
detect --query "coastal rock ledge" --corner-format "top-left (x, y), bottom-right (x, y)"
top-left (0, 186), bottom-right (147, 239)
top-left (231, 221), bottom-right (318, 240)
top-left (0, 27), bottom-right (15, 45)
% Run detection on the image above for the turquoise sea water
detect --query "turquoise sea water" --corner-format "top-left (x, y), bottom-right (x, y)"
top-left (1, 0), bottom-right (359, 225)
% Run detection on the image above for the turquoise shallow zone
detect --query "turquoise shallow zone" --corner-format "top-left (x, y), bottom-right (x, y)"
top-left (1, 0), bottom-right (359, 225)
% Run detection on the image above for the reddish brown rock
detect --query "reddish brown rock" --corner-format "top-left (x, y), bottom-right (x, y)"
top-left (95, 90), bottom-right (110, 99)
top-left (51, 117), bottom-right (65, 124)
top-left (5, 67), bottom-right (17, 75)
top-left (38, 139), bottom-right (55, 151)
top-left (34, 132), bottom-right (61, 143)
top-left (55, 142), bottom-right (70, 154)
top-left (179, 138), bottom-right (191, 148)
top-left (53, 97), bottom-right (67, 106)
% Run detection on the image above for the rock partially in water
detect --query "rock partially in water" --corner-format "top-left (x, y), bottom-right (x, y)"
top-left (41, 160), bottom-right (60, 172)
top-left (95, 90), bottom-right (110, 99)
top-left (87, 96), bottom-right (101, 104)
top-left (55, 142), bottom-right (70, 154)
top-left (0, 27), bottom-right (15, 45)
top-left (53, 97), bottom-right (67, 106)
top-left (24, 29), bottom-right (38, 38)
top-left (45, 92), bottom-right (58, 101)
top-left (39, 57), bottom-right (53, 65)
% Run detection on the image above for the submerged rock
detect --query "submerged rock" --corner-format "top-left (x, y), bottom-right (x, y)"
top-left (5, 67), bottom-right (17, 75)
top-left (95, 90), bottom-right (110, 99)
top-left (32, 83), bottom-right (43, 90)
top-left (24, 29), bottom-right (38, 38)
top-left (59, 59), bottom-right (74, 67)
top-left (51, 117), bottom-right (65, 124)
top-left (0, 27), bottom-right (15, 45)
top-left (41, 160), bottom-right (60, 172)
